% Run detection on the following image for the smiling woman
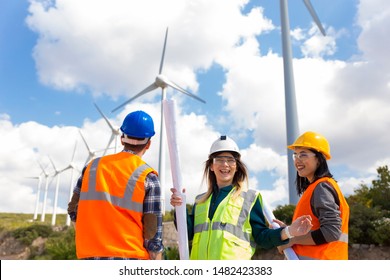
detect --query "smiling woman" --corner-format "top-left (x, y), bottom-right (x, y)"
top-left (169, 135), bottom-right (313, 260)
top-left (283, 131), bottom-right (350, 260)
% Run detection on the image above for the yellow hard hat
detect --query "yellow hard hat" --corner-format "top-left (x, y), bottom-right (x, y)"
top-left (287, 131), bottom-right (331, 160)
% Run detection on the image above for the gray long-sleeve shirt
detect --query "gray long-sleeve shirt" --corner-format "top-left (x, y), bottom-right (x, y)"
top-left (310, 181), bottom-right (342, 245)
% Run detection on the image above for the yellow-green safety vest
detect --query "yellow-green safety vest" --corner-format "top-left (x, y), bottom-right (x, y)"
top-left (190, 188), bottom-right (260, 260)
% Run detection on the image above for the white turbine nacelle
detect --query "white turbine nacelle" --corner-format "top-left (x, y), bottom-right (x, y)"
top-left (155, 74), bottom-right (169, 88)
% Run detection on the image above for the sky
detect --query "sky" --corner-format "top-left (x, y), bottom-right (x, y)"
top-left (1, 0), bottom-right (389, 222)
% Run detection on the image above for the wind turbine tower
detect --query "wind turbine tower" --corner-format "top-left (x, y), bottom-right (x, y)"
top-left (49, 156), bottom-right (65, 226)
top-left (38, 160), bottom-right (51, 222)
top-left (25, 173), bottom-right (43, 221)
top-left (279, 0), bottom-right (326, 205)
top-left (61, 141), bottom-right (80, 226)
top-left (111, 27), bottom-right (206, 211)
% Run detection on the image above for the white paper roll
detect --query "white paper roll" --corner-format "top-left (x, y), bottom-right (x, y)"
top-left (163, 99), bottom-right (190, 260)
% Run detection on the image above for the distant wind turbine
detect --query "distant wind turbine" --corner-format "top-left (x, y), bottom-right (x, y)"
top-left (25, 174), bottom-right (43, 221)
top-left (111, 27), bottom-right (206, 211)
top-left (78, 129), bottom-right (106, 166)
top-left (49, 156), bottom-right (64, 226)
top-left (61, 141), bottom-right (81, 226)
top-left (94, 102), bottom-right (121, 155)
top-left (38, 160), bottom-right (51, 222)
top-left (279, 0), bottom-right (326, 204)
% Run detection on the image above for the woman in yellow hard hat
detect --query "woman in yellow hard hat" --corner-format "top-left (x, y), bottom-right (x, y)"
top-left (277, 131), bottom-right (350, 260)
top-left (170, 135), bottom-right (313, 260)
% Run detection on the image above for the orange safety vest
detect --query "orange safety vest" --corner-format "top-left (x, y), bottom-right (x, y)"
top-left (292, 177), bottom-right (349, 260)
top-left (75, 152), bottom-right (157, 259)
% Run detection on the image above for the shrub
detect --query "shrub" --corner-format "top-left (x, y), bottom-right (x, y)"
top-left (164, 246), bottom-right (180, 260)
top-left (272, 204), bottom-right (295, 225)
top-left (43, 228), bottom-right (76, 260)
top-left (11, 224), bottom-right (53, 245)
top-left (371, 218), bottom-right (390, 246)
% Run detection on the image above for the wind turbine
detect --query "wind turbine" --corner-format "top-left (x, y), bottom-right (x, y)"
top-left (94, 102), bottom-right (121, 155)
top-left (111, 27), bottom-right (206, 211)
top-left (279, 0), bottom-right (326, 204)
top-left (78, 129), bottom-right (104, 167)
top-left (38, 160), bottom-right (51, 222)
top-left (49, 156), bottom-right (64, 226)
top-left (61, 141), bottom-right (81, 226)
top-left (25, 173), bottom-right (43, 221)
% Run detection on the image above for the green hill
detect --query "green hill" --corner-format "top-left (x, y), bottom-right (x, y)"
top-left (0, 213), bottom-right (75, 259)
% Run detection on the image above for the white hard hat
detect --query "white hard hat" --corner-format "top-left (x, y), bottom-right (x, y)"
top-left (209, 135), bottom-right (240, 156)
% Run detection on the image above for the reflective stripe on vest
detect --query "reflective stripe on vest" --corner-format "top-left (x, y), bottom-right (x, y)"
top-left (76, 153), bottom-right (156, 259)
top-left (293, 177), bottom-right (349, 260)
top-left (193, 190), bottom-right (257, 246)
top-left (80, 157), bottom-right (151, 212)
top-left (191, 189), bottom-right (259, 259)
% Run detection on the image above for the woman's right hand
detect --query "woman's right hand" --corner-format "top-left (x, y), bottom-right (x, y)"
top-left (170, 188), bottom-right (185, 207)
top-left (289, 215), bottom-right (312, 237)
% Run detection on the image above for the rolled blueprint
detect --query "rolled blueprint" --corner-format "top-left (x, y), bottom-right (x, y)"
top-left (163, 99), bottom-right (189, 260)
top-left (262, 200), bottom-right (299, 260)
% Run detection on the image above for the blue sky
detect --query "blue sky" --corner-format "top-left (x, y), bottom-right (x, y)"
top-left (1, 0), bottom-right (389, 221)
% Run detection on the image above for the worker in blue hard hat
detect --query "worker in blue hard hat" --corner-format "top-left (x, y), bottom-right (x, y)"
top-left (68, 110), bottom-right (163, 260)
top-left (120, 110), bottom-right (156, 144)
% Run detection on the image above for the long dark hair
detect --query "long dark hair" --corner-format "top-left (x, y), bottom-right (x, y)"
top-left (295, 149), bottom-right (334, 196)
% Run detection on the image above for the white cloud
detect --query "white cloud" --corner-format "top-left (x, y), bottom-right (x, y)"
top-left (300, 24), bottom-right (337, 58)
top-left (338, 174), bottom-right (376, 197)
top-left (26, 0), bottom-right (272, 100)
top-left (241, 144), bottom-right (286, 176)
top-left (258, 178), bottom-right (289, 208)
top-left (2, 0), bottom-right (390, 216)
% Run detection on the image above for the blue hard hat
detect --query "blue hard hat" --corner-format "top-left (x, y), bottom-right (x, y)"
top-left (120, 110), bottom-right (155, 138)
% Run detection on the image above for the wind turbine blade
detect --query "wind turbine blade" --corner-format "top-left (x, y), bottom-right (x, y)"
top-left (48, 156), bottom-right (57, 172)
top-left (61, 166), bottom-right (71, 173)
top-left (37, 160), bottom-right (48, 176)
top-left (303, 0), bottom-right (326, 36)
top-left (94, 102), bottom-right (117, 132)
top-left (25, 176), bottom-right (40, 179)
top-left (79, 130), bottom-right (95, 166)
top-left (159, 27), bottom-right (169, 75)
top-left (79, 130), bottom-right (92, 153)
top-left (48, 156), bottom-right (65, 175)
top-left (166, 79), bottom-right (206, 104)
top-left (111, 83), bottom-right (159, 112)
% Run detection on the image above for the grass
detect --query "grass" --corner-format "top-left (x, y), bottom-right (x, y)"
top-left (0, 213), bottom-right (68, 231)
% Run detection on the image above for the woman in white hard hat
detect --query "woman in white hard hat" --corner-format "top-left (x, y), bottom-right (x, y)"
top-left (276, 131), bottom-right (350, 260)
top-left (170, 135), bottom-right (313, 260)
